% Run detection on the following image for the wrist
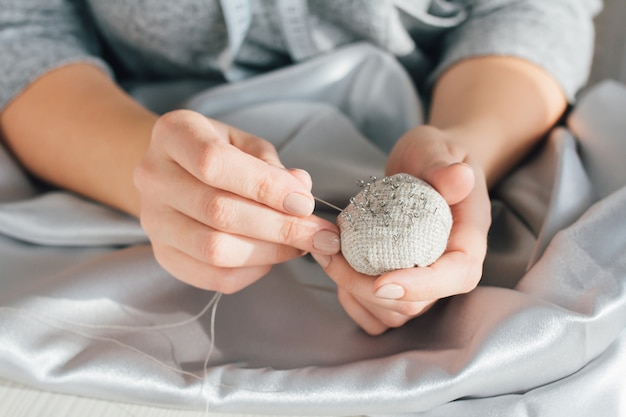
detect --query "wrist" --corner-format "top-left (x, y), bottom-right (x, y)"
top-left (428, 56), bottom-right (567, 187)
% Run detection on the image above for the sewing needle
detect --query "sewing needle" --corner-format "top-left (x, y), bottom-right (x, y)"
top-left (313, 196), bottom-right (344, 213)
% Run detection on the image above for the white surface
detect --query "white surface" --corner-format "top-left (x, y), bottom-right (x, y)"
top-left (0, 379), bottom-right (224, 417)
top-left (0, 379), bottom-right (350, 417)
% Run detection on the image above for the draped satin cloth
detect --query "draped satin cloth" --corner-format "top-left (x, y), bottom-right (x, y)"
top-left (1, 44), bottom-right (625, 416)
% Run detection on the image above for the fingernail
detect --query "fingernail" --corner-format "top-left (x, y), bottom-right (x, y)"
top-left (313, 230), bottom-right (341, 254)
top-left (283, 192), bottom-right (314, 216)
top-left (311, 252), bottom-right (331, 268)
top-left (374, 284), bottom-right (405, 300)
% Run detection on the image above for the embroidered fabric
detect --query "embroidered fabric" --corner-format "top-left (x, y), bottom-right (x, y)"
top-left (338, 174), bottom-right (452, 275)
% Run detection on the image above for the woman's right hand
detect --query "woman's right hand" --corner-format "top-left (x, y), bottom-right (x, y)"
top-left (133, 110), bottom-right (341, 293)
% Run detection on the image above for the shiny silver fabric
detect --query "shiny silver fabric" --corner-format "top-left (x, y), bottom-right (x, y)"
top-left (0, 44), bottom-right (625, 416)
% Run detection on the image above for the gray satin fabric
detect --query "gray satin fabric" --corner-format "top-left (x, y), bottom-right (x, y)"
top-left (1, 44), bottom-right (625, 416)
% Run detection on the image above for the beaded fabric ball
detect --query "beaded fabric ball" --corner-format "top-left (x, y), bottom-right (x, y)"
top-left (337, 173), bottom-right (452, 276)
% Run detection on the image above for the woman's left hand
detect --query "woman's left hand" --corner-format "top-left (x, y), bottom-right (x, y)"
top-left (312, 125), bottom-right (492, 335)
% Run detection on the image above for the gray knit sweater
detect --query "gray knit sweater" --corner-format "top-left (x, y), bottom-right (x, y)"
top-left (0, 0), bottom-right (602, 111)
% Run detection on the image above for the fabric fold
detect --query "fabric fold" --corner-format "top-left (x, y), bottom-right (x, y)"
top-left (0, 47), bottom-right (624, 416)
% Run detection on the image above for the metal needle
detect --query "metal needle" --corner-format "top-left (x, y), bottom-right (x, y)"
top-left (313, 196), bottom-right (344, 213)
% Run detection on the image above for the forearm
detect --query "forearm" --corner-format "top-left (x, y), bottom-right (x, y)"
top-left (428, 56), bottom-right (568, 186)
top-left (0, 63), bottom-right (157, 216)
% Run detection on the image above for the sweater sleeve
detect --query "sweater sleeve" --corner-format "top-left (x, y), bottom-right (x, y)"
top-left (431, 0), bottom-right (603, 101)
top-left (0, 0), bottom-right (111, 111)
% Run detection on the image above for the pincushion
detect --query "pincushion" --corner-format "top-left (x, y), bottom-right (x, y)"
top-left (337, 173), bottom-right (452, 276)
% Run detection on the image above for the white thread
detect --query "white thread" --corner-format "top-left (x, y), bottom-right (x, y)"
top-left (0, 291), bottom-right (225, 414)
top-left (0, 173), bottom-right (449, 414)
top-left (204, 292), bottom-right (222, 415)
top-left (31, 292), bottom-right (222, 332)
top-left (0, 301), bottom-right (282, 380)
top-left (0, 305), bottom-right (206, 380)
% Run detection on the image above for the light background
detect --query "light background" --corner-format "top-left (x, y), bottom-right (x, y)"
top-left (2, 1), bottom-right (625, 416)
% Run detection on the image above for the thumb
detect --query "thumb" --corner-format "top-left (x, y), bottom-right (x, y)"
top-left (422, 162), bottom-right (475, 206)
top-left (387, 125), bottom-right (475, 205)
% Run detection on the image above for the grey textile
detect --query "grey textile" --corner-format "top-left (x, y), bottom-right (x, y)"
top-left (1, 44), bottom-right (625, 416)
top-left (337, 174), bottom-right (453, 275)
top-left (0, 0), bottom-right (602, 110)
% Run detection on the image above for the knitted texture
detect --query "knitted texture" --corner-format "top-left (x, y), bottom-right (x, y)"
top-left (337, 173), bottom-right (452, 276)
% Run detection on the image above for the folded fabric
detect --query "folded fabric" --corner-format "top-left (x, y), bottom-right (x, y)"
top-left (0, 44), bottom-right (624, 416)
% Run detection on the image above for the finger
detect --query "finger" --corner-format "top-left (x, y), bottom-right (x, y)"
top-left (312, 252), bottom-right (436, 318)
top-left (219, 120), bottom-right (285, 168)
top-left (166, 174), bottom-right (339, 254)
top-left (312, 252), bottom-right (380, 299)
top-left (287, 168), bottom-right (313, 191)
top-left (351, 294), bottom-right (435, 328)
top-left (151, 244), bottom-right (272, 293)
top-left (388, 130), bottom-right (475, 205)
top-left (154, 110), bottom-right (314, 216)
top-left (151, 208), bottom-right (306, 268)
top-left (422, 162), bottom-right (475, 206)
top-left (373, 251), bottom-right (479, 302)
top-left (387, 125), bottom-right (462, 175)
top-left (138, 159), bottom-right (340, 254)
top-left (337, 288), bottom-right (389, 336)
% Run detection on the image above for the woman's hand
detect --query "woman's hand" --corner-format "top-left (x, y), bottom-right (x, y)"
top-left (312, 125), bottom-right (491, 335)
top-left (134, 110), bottom-right (341, 293)
top-left (311, 55), bottom-right (567, 335)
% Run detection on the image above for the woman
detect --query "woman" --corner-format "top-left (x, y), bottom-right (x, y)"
top-left (0, 0), bottom-right (601, 335)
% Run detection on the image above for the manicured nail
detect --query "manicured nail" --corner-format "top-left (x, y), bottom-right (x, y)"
top-left (283, 192), bottom-right (314, 216)
top-left (313, 230), bottom-right (341, 253)
top-left (374, 284), bottom-right (405, 300)
top-left (311, 252), bottom-right (331, 268)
